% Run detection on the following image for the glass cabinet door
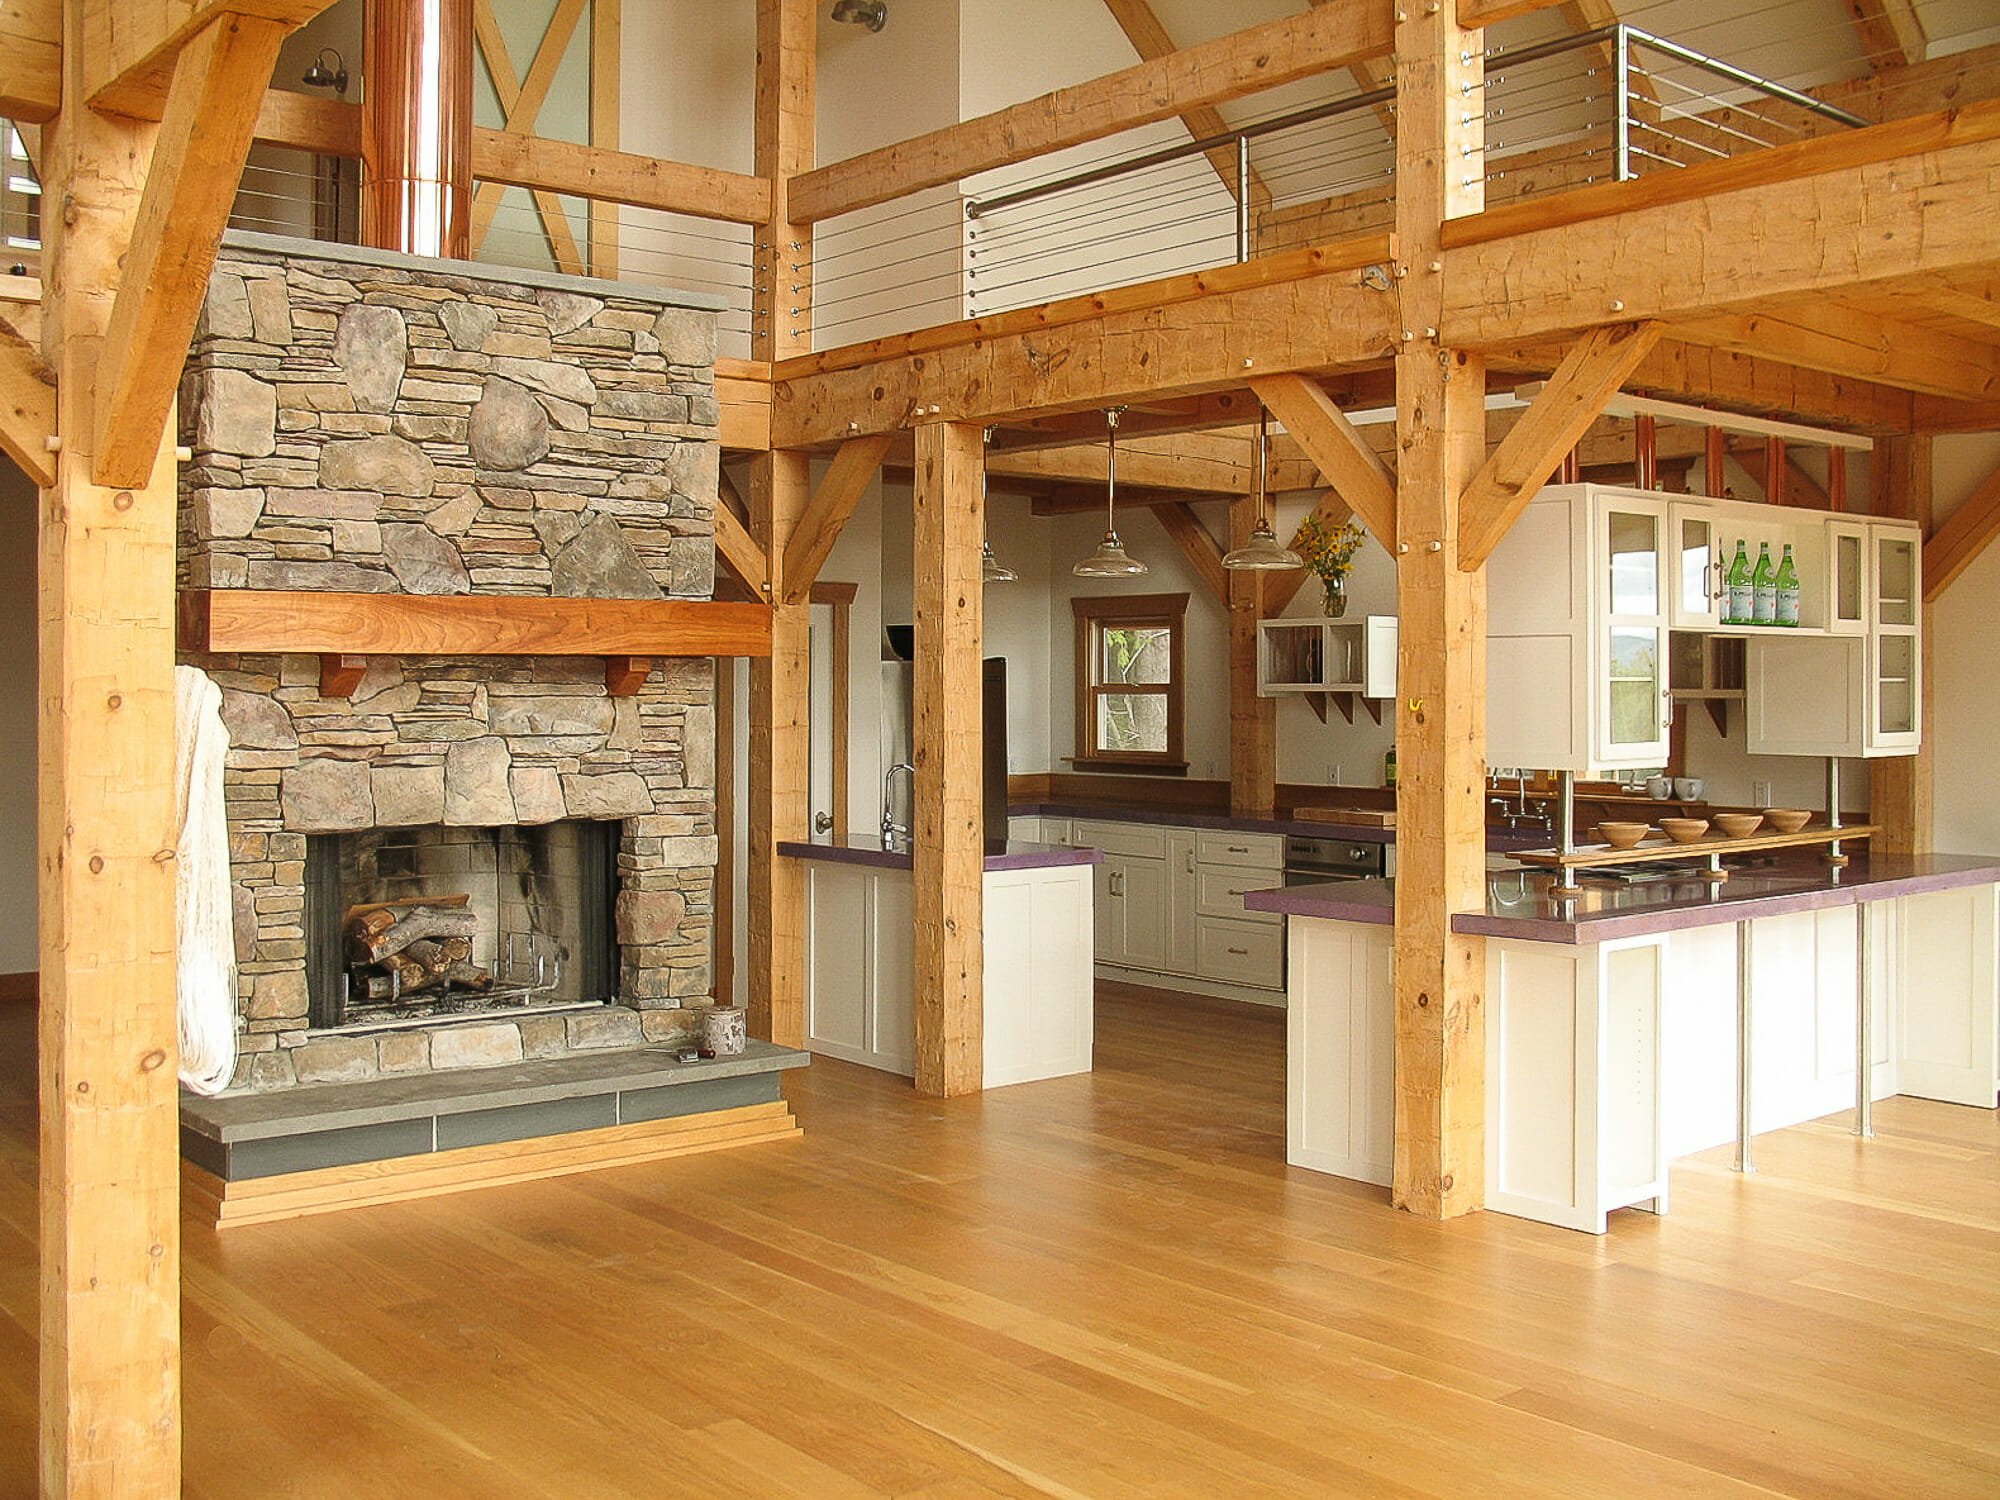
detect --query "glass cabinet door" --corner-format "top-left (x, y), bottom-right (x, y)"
top-left (1873, 529), bottom-right (1917, 630)
top-left (1596, 498), bottom-right (1669, 766)
top-left (1826, 522), bottom-right (1867, 636)
top-left (1872, 633), bottom-right (1917, 743)
top-left (1669, 506), bottom-right (1720, 627)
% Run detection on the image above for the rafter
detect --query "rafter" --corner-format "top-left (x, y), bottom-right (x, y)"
top-left (780, 434), bottom-right (893, 603)
top-left (1849, 0), bottom-right (1927, 72)
top-left (1677, 302), bottom-right (2000, 404)
top-left (1924, 459), bottom-right (2000, 601)
top-left (0, 309), bottom-right (56, 488)
top-left (1248, 373), bottom-right (1397, 546)
top-left (1099, 0), bottom-right (1271, 208)
top-left (1458, 321), bottom-right (1664, 571)
top-left (790, 4), bottom-right (1395, 224)
top-left (93, 10), bottom-right (289, 489)
top-left (1153, 501), bottom-right (1228, 604)
top-left (469, 0), bottom-right (589, 271)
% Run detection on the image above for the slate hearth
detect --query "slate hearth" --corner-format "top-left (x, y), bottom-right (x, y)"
top-left (178, 233), bottom-right (733, 1092)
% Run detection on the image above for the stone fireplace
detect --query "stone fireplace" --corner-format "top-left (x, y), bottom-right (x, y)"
top-left (180, 232), bottom-right (733, 1092)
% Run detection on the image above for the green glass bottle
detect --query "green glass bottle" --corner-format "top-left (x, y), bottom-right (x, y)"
top-left (1384, 745), bottom-right (1397, 790)
top-left (1774, 543), bottom-right (1800, 627)
top-left (1751, 542), bottom-right (1776, 625)
top-left (1724, 540), bottom-right (1752, 625)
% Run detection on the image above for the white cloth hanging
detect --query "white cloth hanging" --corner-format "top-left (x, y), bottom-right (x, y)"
top-left (176, 665), bottom-right (239, 1095)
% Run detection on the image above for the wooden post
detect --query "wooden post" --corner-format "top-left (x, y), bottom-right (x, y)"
top-left (1870, 434), bottom-right (1933, 854)
top-left (746, 453), bottom-right (810, 1046)
top-left (911, 421), bottom-right (985, 1097)
top-left (1706, 425), bottom-right (1727, 497)
top-left (744, 0), bottom-right (814, 1046)
top-left (40, 14), bottom-right (183, 1489)
top-left (1391, 1), bottom-right (1487, 1220)
top-left (1228, 492), bottom-right (1276, 817)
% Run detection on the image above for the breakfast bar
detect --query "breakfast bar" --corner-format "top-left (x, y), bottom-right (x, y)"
top-left (1249, 854), bottom-right (2000, 1233)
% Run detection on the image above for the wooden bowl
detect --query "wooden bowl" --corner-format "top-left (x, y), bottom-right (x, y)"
top-left (1712, 812), bottom-right (1764, 839)
top-left (1658, 817), bottom-right (1710, 844)
top-left (1762, 808), bottom-right (1811, 834)
top-left (1595, 821), bottom-right (1651, 849)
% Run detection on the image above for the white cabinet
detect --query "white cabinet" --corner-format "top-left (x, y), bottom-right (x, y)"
top-left (1257, 616), bottom-right (1397, 698)
top-left (1073, 817), bottom-right (1286, 999)
top-left (1745, 519), bottom-right (1922, 758)
top-left (1488, 485), bottom-right (1668, 774)
top-left (1668, 503), bottom-right (1725, 629)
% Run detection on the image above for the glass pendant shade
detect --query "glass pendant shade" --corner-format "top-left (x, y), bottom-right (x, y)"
top-left (1073, 406), bottom-right (1146, 577)
top-left (1223, 408), bottom-right (1302, 571)
top-left (980, 539), bottom-right (1018, 582)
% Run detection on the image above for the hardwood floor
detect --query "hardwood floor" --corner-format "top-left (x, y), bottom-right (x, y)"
top-left (2, 983), bottom-right (1997, 1497)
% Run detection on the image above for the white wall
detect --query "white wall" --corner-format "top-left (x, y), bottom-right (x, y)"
top-left (1930, 432), bottom-right (2000, 854)
top-left (0, 461), bottom-right (37, 973)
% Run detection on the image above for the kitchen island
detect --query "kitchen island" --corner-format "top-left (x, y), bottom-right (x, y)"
top-left (1248, 854), bottom-right (2000, 1232)
top-left (780, 837), bottom-right (1101, 1089)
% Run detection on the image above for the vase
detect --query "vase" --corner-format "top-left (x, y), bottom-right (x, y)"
top-left (1320, 576), bottom-right (1349, 618)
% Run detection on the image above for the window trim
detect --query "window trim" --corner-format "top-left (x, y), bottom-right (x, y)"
top-left (1071, 592), bottom-right (1189, 770)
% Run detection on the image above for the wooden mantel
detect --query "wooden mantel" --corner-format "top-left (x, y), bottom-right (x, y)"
top-left (177, 590), bottom-right (774, 697)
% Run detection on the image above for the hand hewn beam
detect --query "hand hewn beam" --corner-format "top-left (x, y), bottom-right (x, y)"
top-left (1099, 0), bottom-right (1271, 207)
top-left (780, 433), bottom-right (892, 603)
top-left (0, 0), bottom-right (59, 121)
top-left (1442, 102), bottom-right (2000, 347)
top-left (1677, 303), bottom-right (2000, 404)
top-left (473, 130), bottom-right (773, 226)
top-left (1249, 373), bottom-right (1397, 545)
top-left (93, 11), bottom-right (288, 489)
top-left (1153, 501), bottom-right (1228, 604)
top-left (0, 311), bottom-right (56, 487)
top-left (774, 242), bottom-right (1398, 447)
top-left (1457, 321), bottom-right (1663, 570)
top-left (990, 429), bottom-right (1253, 494)
top-left (1458, 0), bottom-right (1570, 25)
top-left (711, 479), bottom-right (769, 597)
top-left (1924, 457), bottom-right (2000, 601)
top-left (87, 0), bottom-right (340, 119)
top-left (790, 3), bottom-right (1394, 224)
top-left (1849, 0), bottom-right (1927, 71)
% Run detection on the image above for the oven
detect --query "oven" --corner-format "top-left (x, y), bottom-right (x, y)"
top-left (1283, 836), bottom-right (1390, 886)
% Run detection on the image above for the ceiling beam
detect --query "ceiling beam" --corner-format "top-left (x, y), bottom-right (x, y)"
top-left (1458, 0), bottom-right (1573, 25)
top-left (0, 0), bottom-right (58, 122)
top-left (1848, 0), bottom-right (1927, 72)
top-left (0, 309), bottom-right (56, 488)
top-left (1442, 102), bottom-right (2000, 348)
top-left (93, 10), bottom-right (289, 489)
top-left (789, 3), bottom-right (1395, 224)
top-left (1676, 302), bottom-right (2000, 404)
top-left (1153, 501), bottom-right (1228, 605)
top-left (1458, 321), bottom-right (1665, 571)
top-left (780, 434), bottom-right (892, 603)
top-left (989, 429), bottom-right (1254, 493)
top-left (473, 131), bottom-right (772, 226)
top-left (773, 244), bottom-right (1399, 448)
top-left (1924, 459), bottom-right (2000, 600)
top-left (1248, 373), bottom-right (1397, 546)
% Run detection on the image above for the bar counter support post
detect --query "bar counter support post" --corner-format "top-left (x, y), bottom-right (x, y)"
top-left (1854, 902), bottom-right (1875, 1138)
top-left (1734, 918), bottom-right (1755, 1174)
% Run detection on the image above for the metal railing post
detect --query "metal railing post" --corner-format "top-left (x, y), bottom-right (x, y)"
top-left (1235, 135), bottom-right (1251, 264)
top-left (1614, 23), bottom-right (1633, 181)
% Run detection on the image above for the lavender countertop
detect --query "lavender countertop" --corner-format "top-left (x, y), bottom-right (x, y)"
top-left (779, 836), bottom-right (1103, 873)
top-left (1244, 853), bottom-right (2000, 946)
top-left (1014, 801), bottom-right (1547, 851)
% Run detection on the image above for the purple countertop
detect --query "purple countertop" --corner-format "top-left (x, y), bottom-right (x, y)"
top-left (1244, 852), bottom-right (2000, 945)
top-left (1015, 800), bottom-right (1546, 851)
top-left (779, 836), bottom-right (1103, 873)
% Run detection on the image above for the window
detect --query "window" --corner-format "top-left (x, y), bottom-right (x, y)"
top-left (1071, 592), bottom-right (1188, 769)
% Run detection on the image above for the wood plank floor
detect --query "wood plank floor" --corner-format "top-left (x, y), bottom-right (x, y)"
top-left (2, 981), bottom-right (1997, 1497)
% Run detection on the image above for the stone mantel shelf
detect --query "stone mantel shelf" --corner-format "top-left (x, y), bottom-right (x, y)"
top-left (178, 589), bottom-right (773, 697)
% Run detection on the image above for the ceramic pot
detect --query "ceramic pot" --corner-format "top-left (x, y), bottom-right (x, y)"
top-left (701, 1005), bottom-right (747, 1056)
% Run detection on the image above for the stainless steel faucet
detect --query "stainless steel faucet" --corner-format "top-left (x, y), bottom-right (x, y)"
top-left (880, 762), bottom-right (915, 849)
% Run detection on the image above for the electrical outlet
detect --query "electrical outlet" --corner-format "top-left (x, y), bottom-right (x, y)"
top-left (1753, 779), bottom-right (1773, 806)
top-left (1327, 763), bottom-right (1342, 785)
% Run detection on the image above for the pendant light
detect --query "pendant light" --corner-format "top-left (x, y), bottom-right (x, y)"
top-left (980, 427), bottom-right (1017, 582)
top-left (1222, 408), bottom-right (1303, 571)
top-left (1072, 406), bottom-right (1147, 578)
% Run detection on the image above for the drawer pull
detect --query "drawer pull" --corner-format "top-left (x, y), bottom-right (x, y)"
top-left (1227, 888), bottom-right (1247, 897)
top-left (1225, 845), bottom-right (1250, 853)
top-left (1226, 946), bottom-right (1249, 956)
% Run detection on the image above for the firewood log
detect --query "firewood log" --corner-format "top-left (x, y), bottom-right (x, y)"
top-left (351, 904), bottom-right (479, 962)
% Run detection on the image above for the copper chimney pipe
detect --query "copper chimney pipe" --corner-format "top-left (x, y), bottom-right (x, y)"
top-left (361, 0), bottom-right (474, 259)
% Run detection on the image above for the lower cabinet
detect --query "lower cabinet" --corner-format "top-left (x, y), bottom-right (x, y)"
top-left (1075, 819), bottom-right (1286, 1000)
